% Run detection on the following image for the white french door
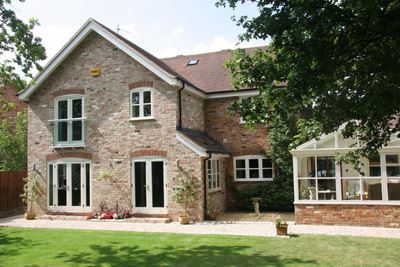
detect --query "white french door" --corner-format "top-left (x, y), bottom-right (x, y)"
top-left (48, 159), bottom-right (91, 212)
top-left (132, 157), bottom-right (167, 214)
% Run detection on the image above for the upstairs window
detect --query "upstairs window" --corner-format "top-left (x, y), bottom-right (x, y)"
top-left (54, 95), bottom-right (85, 147)
top-left (130, 88), bottom-right (153, 120)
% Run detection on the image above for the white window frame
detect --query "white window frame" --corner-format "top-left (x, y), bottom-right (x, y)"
top-left (52, 94), bottom-right (86, 148)
top-left (233, 155), bottom-right (274, 181)
top-left (129, 88), bottom-right (154, 120)
top-left (207, 159), bottom-right (221, 192)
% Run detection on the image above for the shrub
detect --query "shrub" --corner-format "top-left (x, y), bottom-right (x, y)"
top-left (234, 176), bottom-right (294, 212)
top-left (171, 176), bottom-right (199, 215)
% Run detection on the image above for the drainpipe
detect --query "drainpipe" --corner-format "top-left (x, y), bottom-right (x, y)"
top-left (177, 79), bottom-right (185, 130)
top-left (203, 152), bottom-right (211, 220)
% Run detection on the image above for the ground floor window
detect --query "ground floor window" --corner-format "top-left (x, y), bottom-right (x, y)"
top-left (207, 159), bottom-right (220, 191)
top-left (48, 159), bottom-right (91, 212)
top-left (234, 155), bottom-right (274, 181)
top-left (295, 154), bottom-right (400, 203)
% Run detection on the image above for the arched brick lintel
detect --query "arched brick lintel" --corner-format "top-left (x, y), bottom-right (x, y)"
top-left (53, 87), bottom-right (85, 97)
top-left (128, 80), bottom-right (154, 89)
top-left (130, 149), bottom-right (167, 158)
top-left (231, 149), bottom-right (266, 157)
top-left (46, 151), bottom-right (92, 161)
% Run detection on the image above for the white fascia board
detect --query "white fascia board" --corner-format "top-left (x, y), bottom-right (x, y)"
top-left (176, 132), bottom-right (208, 157)
top-left (290, 148), bottom-right (353, 157)
top-left (211, 153), bottom-right (230, 158)
top-left (205, 90), bottom-right (259, 99)
top-left (19, 19), bottom-right (180, 101)
top-left (183, 83), bottom-right (206, 98)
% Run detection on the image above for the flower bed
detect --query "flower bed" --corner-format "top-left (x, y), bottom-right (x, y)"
top-left (87, 209), bottom-right (131, 220)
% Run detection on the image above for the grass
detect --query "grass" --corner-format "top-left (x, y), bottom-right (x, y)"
top-left (0, 227), bottom-right (399, 267)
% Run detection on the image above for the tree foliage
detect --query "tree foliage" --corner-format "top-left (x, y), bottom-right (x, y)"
top-left (0, 110), bottom-right (27, 170)
top-left (217, 0), bottom-right (400, 164)
top-left (0, 0), bottom-right (46, 88)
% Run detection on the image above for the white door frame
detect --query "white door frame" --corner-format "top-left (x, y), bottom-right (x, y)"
top-left (131, 157), bottom-right (167, 214)
top-left (47, 158), bottom-right (91, 213)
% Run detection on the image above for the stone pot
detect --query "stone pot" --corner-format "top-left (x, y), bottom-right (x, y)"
top-left (178, 214), bottom-right (190, 224)
top-left (25, 212), bottom-right (36, 220)
top-left (276, 224), bottom-right (288, 236)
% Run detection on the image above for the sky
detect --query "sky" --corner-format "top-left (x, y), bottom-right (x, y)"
top-left (11, 0), bottom-right (268, 65)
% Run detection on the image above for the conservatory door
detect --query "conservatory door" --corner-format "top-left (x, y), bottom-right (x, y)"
top-left (48, 161), bottom-right (91, 212)
top-left (132, 158), bottom-right (167, 214)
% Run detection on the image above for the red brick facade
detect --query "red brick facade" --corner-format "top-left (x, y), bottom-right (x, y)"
top-left (0, 86), bottom-right (27, 121)
top-left (295, 204), bottom-right (400, 228)
top-left (130, 149), bottom-right (167, 158)
top-left (46, 151), bottom-right (93, 161)
top-left (205, 97), bottom-right (269, 210)
top-left (128, 80), bottom-right (154, 89)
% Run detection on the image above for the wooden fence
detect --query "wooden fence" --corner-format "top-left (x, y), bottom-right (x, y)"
top-left (0, 171), bottom-right (27, 217)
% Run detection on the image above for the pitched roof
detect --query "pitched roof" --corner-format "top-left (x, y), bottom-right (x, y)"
top-left (19, 18), bottom-right (186, 101)
top-left (19, 18), bottom-right (262, 101)
top-left (176, 128), bottom-right (230, 156)
top-left (161, 47), bottom-right (264, 93)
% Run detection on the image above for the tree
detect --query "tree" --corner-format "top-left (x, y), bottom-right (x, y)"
top-left (0, 110), bottom-right (27, 170)
top-left (0, 0), bottom-right (46, 112)
top-left (217, 0), bottom-right (400, 163)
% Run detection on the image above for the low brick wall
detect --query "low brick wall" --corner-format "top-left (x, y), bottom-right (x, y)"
top-left (295, 204), bottom-right (400, 228)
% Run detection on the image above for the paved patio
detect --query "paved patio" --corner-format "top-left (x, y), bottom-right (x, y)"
top-left (1, 215), bottom-right (400, 239)
top-left (216, 212), bottom-right (295, 222)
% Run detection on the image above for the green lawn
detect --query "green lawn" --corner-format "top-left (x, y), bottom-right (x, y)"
top-left (0, 227), bottom-right (399, 267)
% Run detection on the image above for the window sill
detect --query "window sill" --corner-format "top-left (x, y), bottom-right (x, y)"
top-left (234, 178), bottom-right (273, 182)
top-left (129, 117), bottom-right (155, 122)
top-left (208, 188), bottom-right (222, 194)
top-left (53, 144), bottom-right (85, 149)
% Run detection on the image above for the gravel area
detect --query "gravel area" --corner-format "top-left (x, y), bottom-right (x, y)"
top-left (1, 215), bottom-right (400, 239)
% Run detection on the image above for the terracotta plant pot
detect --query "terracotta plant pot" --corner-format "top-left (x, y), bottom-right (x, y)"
top-left (178, 214), bottom-right (190, 224)
top-left (25, 212), bottom-right (36, 220)
top-left (276, 225), bottom-right (288, 236)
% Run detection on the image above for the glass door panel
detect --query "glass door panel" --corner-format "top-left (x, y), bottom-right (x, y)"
top-left (57, 164), bottom-right (67, 206)
top-left (71, 163), bottom-right (81, 206)
top-left (86, 163), bottom-right (90, 207)
top-left (135, 162), bottom-right (147, 207)
top-left (151, 161), bottom-right (164, 208)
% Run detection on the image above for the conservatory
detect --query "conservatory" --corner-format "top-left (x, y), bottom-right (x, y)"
top-left (291, 129), bottom-right (400, 227)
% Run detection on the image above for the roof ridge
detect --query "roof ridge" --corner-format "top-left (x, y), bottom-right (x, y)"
top-left (161, 45), bottom-right (266, 60)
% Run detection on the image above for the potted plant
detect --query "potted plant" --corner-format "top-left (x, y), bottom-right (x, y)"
top-left (171, 176), bottom-right (199, 224)
top-left (21, 171), bottom-right (42, 220)
top-left (275, 215), bottom-right (288, 236)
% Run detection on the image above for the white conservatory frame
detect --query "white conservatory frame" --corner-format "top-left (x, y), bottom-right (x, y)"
top-left (291, 128), bottom-right (400, 206)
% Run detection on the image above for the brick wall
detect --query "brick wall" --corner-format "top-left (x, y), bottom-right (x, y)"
top-left (295, 204), bottom-right (400, 228)
top-left (205, 97), bottom-right (269, 210)
top-left (181, 90), bottom-right (204, 131)
top-left (27, 31), bottom-right (205, 221)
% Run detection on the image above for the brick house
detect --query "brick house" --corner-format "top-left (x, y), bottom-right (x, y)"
top-left (18, 19), bottom-right (272, 221)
